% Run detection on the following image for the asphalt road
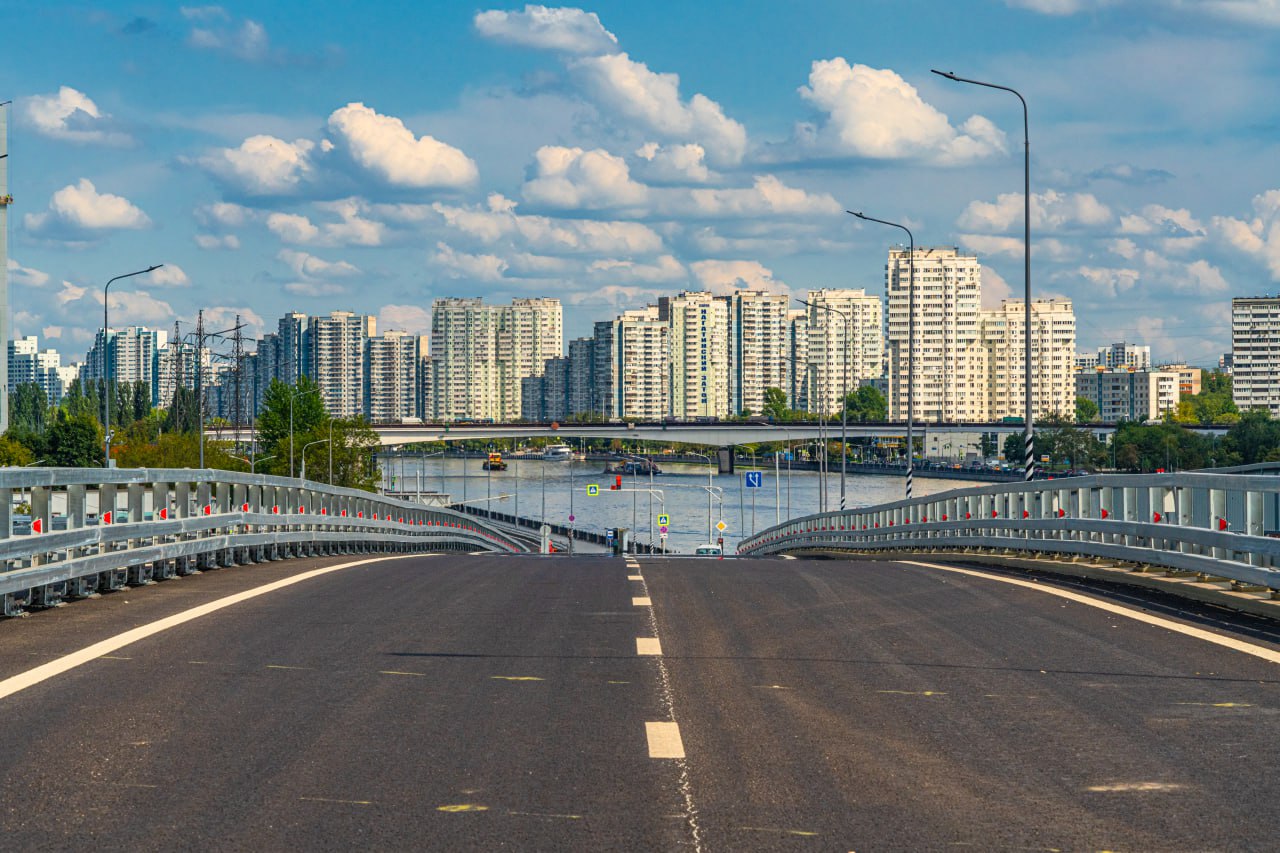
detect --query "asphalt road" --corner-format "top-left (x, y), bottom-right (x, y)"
top-left (1, 552), bottom-right (1278, 851)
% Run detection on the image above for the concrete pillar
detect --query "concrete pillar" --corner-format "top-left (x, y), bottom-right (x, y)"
top-left (127, 484), bottom-right (145, 523)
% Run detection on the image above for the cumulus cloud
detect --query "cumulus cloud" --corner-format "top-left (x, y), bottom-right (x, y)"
top-left (676, 175), bottom-right (841, 219)
top-left (1004, 0), bottom-right (1114, 13)
top-left (1213, 189), bottom-right (1280, 278)
top-left (194, 233), bottom-right (241, 250)
top-left (1074, 265), bottom-right (1142, 298)
top-left (202, 306), bottom-right (265, 339)
top-left (957, 233), bottom-right (1075, 261)
top-left (433, 242), bottom-right (509, 281)
top-left (522, 145), bottom-right (648, 209)
top-left (7, 258), bottom-right (50, 288)
top-left (587, 255), bottom-right (686, 284)
top-left (327, 102), bottom-right (478, 189)
top-left (958, 189), bottom-right (1112, 233)
top-left (433, 193), bottom-right (664, 255)
top-left (690, 259), bottom-right (788, 295)
top-left (980, 265), bottom-right (1015, 309)
top-left (378, 304), bottom-right (433, 334)
top-left (108, 290), bottom-right (175, 325)
top-left (148, 265), bottom-right (190, 287)
top-left (1007, 0), bottom-right (1280, 26)
top-left (283, 281), bottom-right (347, 297)
top-left (190, 135), bottom-right (315, 195)
top-left (24, 179), bottom-right (151, 241)
top-left (474, 5), bottom-right (619, 54)
top-left (633, 142), bottom-right (712, 184)
top-left (796, 60), bottom-right (1007, 164)
top-left (266, 198), bottom-right (386, 247)
top-left (195, 201), bottom-right (257, 229)
top-left (569, 52), bottom-right (747, 165)
top-left (277, 248), bottom-right (361, 279)
top-left (21, 86), bottom-right (131, 145)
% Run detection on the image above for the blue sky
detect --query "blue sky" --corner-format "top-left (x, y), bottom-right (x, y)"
top-left (6, 0), bottom-right (1280, 365)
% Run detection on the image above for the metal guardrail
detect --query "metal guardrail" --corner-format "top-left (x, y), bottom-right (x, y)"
top-left (1, 467), bottom-right (525, 617)
top-left (738, 471), bottom-right (1280, 594)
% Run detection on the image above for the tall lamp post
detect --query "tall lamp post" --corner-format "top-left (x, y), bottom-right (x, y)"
top-left (102, 264), bottom-right (163, 467)
top-left (299, 438), bottom-right (328, 482)
top-left (288, 386), bottom-right (321, 478)
top-left (687, 451), bottom-right (715, 544)
top-left (932, 69), bottom-right (1035, 482)
top-left (799, 298), bottom-right (852, 510)
top-left (849, 211), bottom-right (915, 500)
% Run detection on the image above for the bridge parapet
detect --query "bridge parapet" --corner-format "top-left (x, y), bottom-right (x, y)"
top-left (1, 467), bottom-right (525, 617)
top-left (739, 472), bottom-right (1280, 595)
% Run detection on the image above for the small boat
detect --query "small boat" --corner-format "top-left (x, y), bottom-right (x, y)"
top-left (482, 452), bottom-right (508, 471)
top-left (603, 458), bottom-right (662, 476)
top-left (543, 444), bottom-right (573, 461)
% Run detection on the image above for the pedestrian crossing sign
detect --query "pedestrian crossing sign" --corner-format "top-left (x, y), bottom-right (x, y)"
top-left (586, 484), bottom-right (599, 496)
top-left (657, 514), bottom-right (669, 526)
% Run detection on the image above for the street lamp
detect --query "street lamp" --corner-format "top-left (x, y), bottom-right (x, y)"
top-left (799, 298), bottom-right (852, 510)
top-left (288, 385), bottom-right (321, 478)
top-left (102, 264), bottom-right (163, 467)
top-left (686, 450), bottom-right (716, 544)
top-left (849, 210), bottom-right (915, 500)
top-left (299, 439), bottom-right (329, 481)
top-left (932, 69), bottom-right (1035, 482)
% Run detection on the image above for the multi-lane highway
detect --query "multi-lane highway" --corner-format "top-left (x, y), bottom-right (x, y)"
top-left (1, 552), bottom-right (1278, 851)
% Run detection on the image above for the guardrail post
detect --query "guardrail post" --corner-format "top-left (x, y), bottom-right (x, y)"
top-left (30, 486), bottom-right (51, 567)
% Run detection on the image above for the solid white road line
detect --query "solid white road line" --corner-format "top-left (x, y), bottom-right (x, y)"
top-left (0, 554), bottom-right (425, 702)
top-left (632, 596), bottom-right (652, 606)
top-left (646, 721), bottom-right (685, 758)
top-left (636, 637), bottom-right (663, 656)
top-left (899, 560), bottom-right (1280, 666)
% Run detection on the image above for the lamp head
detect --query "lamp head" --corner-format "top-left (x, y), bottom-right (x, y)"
top-left (931, 69), bottom-right (959, 81)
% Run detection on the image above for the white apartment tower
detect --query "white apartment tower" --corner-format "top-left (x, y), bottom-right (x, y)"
top-left (365, 331), bottom-right (426, 422)
top-left (786, 309), bottom-right (809, 410)
top-left (306, 311), bottom-right (375, 418)
top-left (659, 291), bottom-right (730, 419)
top-left (8, 336), bottom-right (77, 404)
top-left (1232, 296), bottom-right (1280, 416)
top-left (803, 288), bottom-right (883, 415)
top-left (496, 298), bottom-right (563, 420)
top-left (594, 306), bottom-right (669, 421)
top-left (886, 247), bottom-right (983, 422)
top-left (976, 299), bottom-right (1078, 421)
top-left (723, 290), bottom-right (791, 417)
top-left (430, 298), bottom-right (498, 421)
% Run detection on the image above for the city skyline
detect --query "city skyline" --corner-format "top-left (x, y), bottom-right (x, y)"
top-left (5, 2), bottom-right (1280, 368)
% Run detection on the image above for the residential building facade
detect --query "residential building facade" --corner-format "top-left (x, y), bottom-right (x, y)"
top-left (1231, 296), bottom-right (1280, 416)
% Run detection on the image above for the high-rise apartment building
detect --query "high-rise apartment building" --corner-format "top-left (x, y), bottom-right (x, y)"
top-left (885, 247), bottom-right (983, 422)
top-left (306, 311), bottom-right (375, 418)
top-left (1232, 296), bottom-right (1280, 416)
top-left (802, 288), bottom-right (883, 415)
top-left (594, 306), bottom-right (668, 421)
top-left (786, 309), bottom-right (809, 410)
top-left (1075, 369), bottom-right (1180, 422)
top-left (1157, 363), bottom-right (1202, 398)
top-left (976, 299), bottom-right (1077, 421)
top-left (567, 337), bottom-right (596, 417)
top-left (1096, 341), bottom-right (1152, 370)
top-left (83, 326), bottom-right (167, 405)
top-left (496, 298), bottom-right (563, 420)
top-left (365, 331), bottom-right (426, 422)
top-left (659, 291), bottom-right (729, 419)
top-left (722, 290), bottom-right (791, 417)
top-left (8, 336), bottom-right (77, 404)
top-left (278, 312), bottom-right (308, 386)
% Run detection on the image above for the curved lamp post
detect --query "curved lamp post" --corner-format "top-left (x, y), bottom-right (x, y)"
top-left (299, 438), bottom-right (329, 482)
top-left (288, 386), bottom-right (322, 478)
top-left (102, 264), bottom-right (162, 467)
top-left (799, 298), bottom-right (851, 510)
top-left (849, 211), bottom-right (915, 500)
top-left (932, 69), bottom-right (1035, 481)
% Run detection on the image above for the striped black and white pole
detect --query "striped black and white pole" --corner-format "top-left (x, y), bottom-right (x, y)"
top-left (1024, 429), bottom-right (1035, 481)
top-left (905, 464), bottom-right (914, 500)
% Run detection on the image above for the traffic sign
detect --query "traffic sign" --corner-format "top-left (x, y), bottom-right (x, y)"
top-left (658, 525), bottom-right (669, 534)
top-left (716, 520), bottom-right (727, 532)
top-left (745, 471), bottom-right (763, 488)
top-left (586, 483), bottom-right (599, 496)
top-left (657, 513), bottom-right (669, 526)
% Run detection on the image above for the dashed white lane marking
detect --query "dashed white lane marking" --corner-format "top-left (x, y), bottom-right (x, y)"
top-left (899, 560), bottom-right (1280, 666)
top-left (0, 554), bottom-right (425, 702)
top-left (645, 721), bottom-right (686, 758)
top-left (628, 574), bottom-right (644, 581)
top-left (636, 637), bottom-right (663, 656)
top-left (632, 596), bottom-right (652, 606)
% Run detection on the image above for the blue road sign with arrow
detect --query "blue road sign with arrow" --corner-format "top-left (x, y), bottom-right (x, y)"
top-left (745, 471), bottom-right (763, 488)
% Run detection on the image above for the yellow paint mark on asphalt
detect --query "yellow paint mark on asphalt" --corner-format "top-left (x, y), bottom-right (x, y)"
top-left (1175, 702), bottom-right (1254, 708)
top-left (636, 637), bottom-right (662, 656)
top-left (187, 661), bottom-right (212, 665)
top-left (877, 690), bottom-right (947, 697)
top-left (628, 574), bottom-right (644, 580)
top-left (508, 810), bottom-right (583, 820)
top-left (491, 676), bottom-right (544, 681)
top-left (299, 796), bottom-right (373, 805)
top-left (632, 597), bottom-right (651, 606)
top-left (99, 656), bottom-right (132, 661)
top-left (739, 826), bottom-right (819, 837)
top-left (607, 680), bottom-right (631, 684)
top-left (756, 684), bottom-right (791, 690)
top-left (1086, 782), bottom-right (1186, 792)
top-left (266, 665), bottom-right (311, 671)
top-left (380, 670), bottom-right (427, 677)
top-left (438, 803), bottom-right (489, 813)
top-left (646, 721), bottom-right (685, 758)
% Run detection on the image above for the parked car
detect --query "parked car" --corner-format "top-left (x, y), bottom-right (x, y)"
top-left (693, 544), bottom-right (723, 556)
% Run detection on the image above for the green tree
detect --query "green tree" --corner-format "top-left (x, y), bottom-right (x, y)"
top-left (1003, 432), bottom-right (1024, 465)
top-left (45, 412), bottom-right (104, 467)
top-left (1074, 396), bottom-right (1099, 423)
top-left (762, 387), bottom-right (790, 421)
top-left (258, 377), bottom-right (325, 471)
top-left (166, 386), bottom-right (201, 434)
top-left (843, 385), bottom-right (887, 422)
top-left (10, 383), bottom-right (50, 434)
top-left (133, 380), bottom-right (152, 423)
top-left (1185, 369), bottom-right (1238, 424)
top-left (0, 435), bottom-right (35, 466)
top-left (59, 378), bottom-right (98, 422)
top-left (1223, 409), bottom-right (1280, 465)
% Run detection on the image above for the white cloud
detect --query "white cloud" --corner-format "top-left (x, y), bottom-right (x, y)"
top-left (957, 233), bottom-right (1075, 261)
top-left (266, 199), bottom-right (385, 247)
top-left (378, 304), bottom-right (433, 334)
top-left (690, 259), bottom-right (788, 295)
top-left (283, 281), bottom-right (346, 297)
top-left (1007, 0), bottom-right (1280, 26)
top-left (194, 233), bottom-right (241, 250)
top-left (24, 179), bottom-right (151, 240)
top-left (42, 326), bottom-right (64, 340)
top-left (266, 212), bottom-right (319, 244)
top-left (202, 306), bottom-right (265, 339)
top-left (797, 60), bottom-right (1007, 164)
top-left (433, 193), bottom-right (664, 255)
top-left (957, 189), bottom-right (1112, 233)
top-left (1004, 0), bottom-right (1114, 13)
top-left (180, 6), bottom-right (229, 22)
top-left (192, 135), bottom-right (315, 195)
top-left (277, 248), bottom-right (361, 279)
top-left (327, 102), bottom-right (478, 189)
top-left (676, 175), bottom-right (841, 218)
top-left (981, 265), bottom-right (1014, 309)
top-left (569, 52), bottom-right (747, 165)
top-left (7, 258), bottom-right (50, 288)
top-left (474, 5), bottom-right (619, 54)
top-left (633, 142), bottom-right (712, 184)
top-left (22, 86), bottom-right (131, 145)
top-left (195, 201), bottom-right (257, 229)
top-left (107, 290), bottom-right (175, 325)
top-left (148, 265), bottom-right (190, 287)
top-left (522, 146), bottom-right (648, 209)
top-left (432, 242), bottom-right (509, 281)
top-left (587, 255), bottom-right (686, 283)
top-left (1212, 189), bottom-right (1280, 278)
top-left (1074, 265), bottom-right (1142, 298)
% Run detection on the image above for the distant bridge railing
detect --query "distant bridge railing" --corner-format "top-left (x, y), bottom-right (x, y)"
top-left (1, 467), bottom-right (525, 617)
top-left (738, 471), bottom-right (1280, 594)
